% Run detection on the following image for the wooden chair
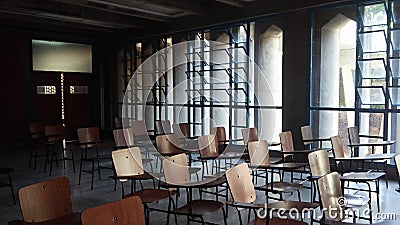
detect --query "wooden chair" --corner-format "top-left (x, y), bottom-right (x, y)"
top-left (317, 172), bottom-right (370, 223)
top-left (0, 168), bottom-right (15, 204)
top-left (112, 147), bottom-right (175, 224)
top-left (395, 155), bottom-right (400, 193)
top-left (10, 177), bottom-right (80, 224)
top-left (28, 122), bottom-right (47, 170)
top-left (155, 120), bottom-right (171, 135)
top-left (279, 131), bottom-right (310, 181)
top-left (131, 120), bottom-right (154, 142)
top-left (348, 127), bottom-right (389, 187)
top-left (300, 125), bottom-right (330, 149)
top-left (331, 135), bottom-right (358, 173)
top-left (241, 128), bottom-right (258, 147)
top-left (77, 127), bottom-right (112, 190)
top-left (225, 163), bottom-right (312, 225)
top-left (81, 196), bottom-right (145, 225)
top-left (248, 140), bottom-right (303, 201)
top-left (162, 153), bottom-right (227, 225)
top-left (156, 134), bottom-right (182, 157)
top-left (44, 125), bottom-right (75, 176)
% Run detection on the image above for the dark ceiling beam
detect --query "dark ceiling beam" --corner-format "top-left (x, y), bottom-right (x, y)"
top-left (1, 0), bottom-right (142, 28)
top-left (138, 0), bottom-right (201, 14)
top-left (49, 0), bottom-right (170, 22)
top-left (214, 0), bottom-right (244, 8)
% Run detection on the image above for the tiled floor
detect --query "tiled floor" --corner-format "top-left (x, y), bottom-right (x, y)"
top-left (1, 142), bottom-right (400, 224)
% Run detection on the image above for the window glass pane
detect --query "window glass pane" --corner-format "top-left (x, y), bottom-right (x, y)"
top-left (362, 3), bottom-right (387, 27)
top-left (359, 31), bottom-right (387, 53)
top-left (357, 87), bottom-right (386, 105)
top-left (358, 59), bottom-right (386, 79)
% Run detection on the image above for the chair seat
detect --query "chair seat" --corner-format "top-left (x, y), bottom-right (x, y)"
top-left (175, 200), bottom-right (224, 216)
top-left (256, 182), bottom-right (303, 193)
top-left (249, 217), bottom-right (307, 225)
top-left (129, 189), bottom-right (175, 204)
top-left (8, 212), bottom-right (81, 225)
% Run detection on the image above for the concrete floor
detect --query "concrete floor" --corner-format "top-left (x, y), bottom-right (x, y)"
top-left (1, 142), bottom-right (400, 224)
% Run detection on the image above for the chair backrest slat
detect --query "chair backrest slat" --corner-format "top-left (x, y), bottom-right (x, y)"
top-left (300, 125), bottom-right (313, 145)
top-left (112, 148), bottom-right (144, 176)
top-left (198, 134), bottom-right (219, 158)
top-left (226, 163), bottom-right (256, 204)
top-left (173, 123), bottom-right (190, 139)
top-left (330, 136), bottom-right (345, 158)
top-left (162, 153), bottom-right (190, 185)
top-left (308, 150), bottom-right (330, 177)
top-left (317, 172), bottom-right (345, 221)
top-left (279, 131), bottom-right (294, 153)
top-left (155, 120), bottom-right (171, 135)
top-left (241, 128), bottom-right (258, 146)
top-left (77, 127), bottom-right (100, 148)
top-left (247, 140), bottom-right (270, 167)
top-left (156, 134), bottom-right (182, 155)
top-left (81, 196), bottom-right (145, 225)
top-left (131, 120), bottom-right (148, 137)
top-left (18, 177), bottom-right (73, 223)
top-left (348, 127), bottom-right (360, 144)
top-left (113, 128), bottom-right (135, 147)
top-left (45, 125), bottom-right (65, 143)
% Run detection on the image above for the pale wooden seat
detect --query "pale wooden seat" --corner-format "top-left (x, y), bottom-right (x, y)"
top-left (112, 147), bottom-right (175, 224)
top-left (301, 125), bottom-right (331, 149)
top-left (162, 153), bottom-right (227, 225)
top-left (9, 177), bottom-right (80, 225)
top-left (44, 125), bottom-right (75, 176)
top-left (81, 196), bottom-right (145, 225)
top-left (225, 163), bottom-right (317, 225)
top-left (248, 140), bottom-right (303, 201)
top-left (77, 127), bottom-right (111, 190)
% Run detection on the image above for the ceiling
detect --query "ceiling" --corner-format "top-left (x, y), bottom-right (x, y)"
top-left (0, 0), bottom-right (257, 33)
top-left (0, 0), bottom-right (351, 38)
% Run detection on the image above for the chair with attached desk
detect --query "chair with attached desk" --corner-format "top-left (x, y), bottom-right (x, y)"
top-left (8, 177), bottom-right (80, 225)
top-left (44, 125), bottom-right (75, 176)
top-left (81, 196), bottom-right (145, 225)
top-left (28, 122), bottom-right (47, 170)
top-left (211, 127), bottom-right (229, 154)
top-left (77, 127), bottom-right (112, 190)
top-left (348, 127), bottom-right (392, 187)
top-left (162, 153), bottom-right (227, 225)
top-left (112, 147), bottom-right (175, 224)
top-left (308, 150), bottom-right (380, 213)
top-left (248, 140), bottom-right (304, 201)
top-left (131, 120), bottom-right (155, 142)
top-left (318, 172), bottom-right (371, 223)
top-left (173, 123), bottom-right (191, 140)
top-left (301, 125), bottom-right (331, 149)
top-left (279, 131), bottom-right (311, 182)
top-left (225, 163), bottom-right (316, 225)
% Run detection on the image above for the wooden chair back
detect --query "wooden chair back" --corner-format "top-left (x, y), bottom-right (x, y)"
top-left (18, 177), bottom-right (73, 223)
top-left (247, 140), bottom-right (270, 167)
top-left (156, 134), bottom-right (182, 156)
top-left (330, 135), bottom-right (345, 158)
top-left (308, 150), bottom-right (330, 177)
top-left (173, 123), bottom-right (190, 139)
top-left (29, 122), bottom-right (46, 139)
top-left (241, 128), bottom-right (258, 146)
top-left (348, 127), bottom-right (360, 144)
top-left (44, 125), bottom-right (65, 143)
top-left (77, 127), bottom-right (100, 148)
top-left (81, 196), bottom-right (145, 225)
top-left (112, 148), bottom-right (144, 177)
top-left (211, 127), bottom-right (226, 143)
top-left (113, 128), bottom-right (135, 147)
top-left (198, 134), bottom-right (219, 158)
top-left (155, 120), bottom-right (171, 135)
top-left (131, 120), bottom-right (148, 136)
top-left (300, 125), bottom-right (313, 145)
top-left (226, 163), bottom-right (256, 204)
top-left (162, 153), bottom-right (190, 185)
top-left (279, 131), bottom-right (294, 153)
top-left (395, 155), bottom-right (400, 185)
top-left (317, 172), bottom-right (346, 221)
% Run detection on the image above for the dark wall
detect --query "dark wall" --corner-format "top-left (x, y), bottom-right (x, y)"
top-left (282, 10), bottom-right (311, 149)
top-left (0, 33), bottom-right (30, 144)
